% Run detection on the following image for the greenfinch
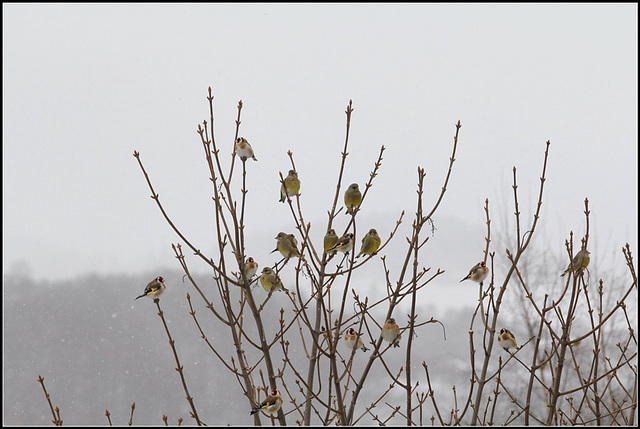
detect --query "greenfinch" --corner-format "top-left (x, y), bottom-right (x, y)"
top-left (234, 137), bottom-right (257, 161)
top-left (135, 276), bottom-right (166, 302)
top-left (249, 388), bottom-right (283, 416)
top-left (279, 170), bottom-right (300, 203)
top-left (460, 261), bottom-right (489, 284)
top-left (344, 328), bottom-right (368, 352)
top-left (356, 228), bottom-right (381, 258)
top-left (497, 328), bottom-right (517, 352)
top-left (560, 249), bottom-right (590, 277)
top-left (323, 229), bottom-right (338, 254)
top-left (271, 232), bottom-right (301, 259)
top-left (259, 267), bottom-right (286, 292)
top-left (344, 183), bottom-right (362, 215)
top-left (326, 233), bottom-right (354, 254)
top-left (381, 318), bottom-right (401, 348)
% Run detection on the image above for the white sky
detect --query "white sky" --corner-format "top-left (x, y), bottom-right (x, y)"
top-left (3, 4), bottom-right (638, 294)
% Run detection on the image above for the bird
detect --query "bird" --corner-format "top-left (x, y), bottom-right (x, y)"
top-left (259, 267), bottom-right (287, 292)
top-left (561, 249), bottom-right (591, 277)
top-left (344, 328), bottom-right (368, 352)
top-left (271, 232), bottom-right (301, 259)
top-left (234, 137), bottom-right (257, 161)
top-left (460, 261), bottom-right (489, 284)
top-left (344, 183), bottom-right (362, 215)
top-left (249, 388), bottom-right (283, 416)
top-left (243, 257), bottom-right (258, 280)
top-left (356, 228), bottom-right (381, 258)
top-left (135, 276), bottom-right (166, 302)
top-left (497, 328), bottom-right (517, 352)
top-left (381, 318), bottom-right (401, 348)
top-left (323, 229), bottom-right (338, 254)
top-left (279, 169), bottom-right (300, 203)
top-left (326, 233), bottom-right (354, 254)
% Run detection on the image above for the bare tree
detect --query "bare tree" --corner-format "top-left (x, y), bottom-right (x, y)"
top-left (38, 86), bottom-right (637, 426)
top-left (130, 87), bottom-right (462, 426)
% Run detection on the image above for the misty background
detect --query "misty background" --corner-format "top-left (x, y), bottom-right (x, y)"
top-left (3, 3), bottom-right (637, 426)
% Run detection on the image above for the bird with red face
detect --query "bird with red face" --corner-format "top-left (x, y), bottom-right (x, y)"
top-left (344, 328), bottom-right (368, 352)
top-left (135, 276), bottom-right (166, 302)
top-left (460, 261), bottom-right (489, 285)
top-left (249, 388), bottom-right (283, 416)
top-left (497, 328), bottom-right (517, 352)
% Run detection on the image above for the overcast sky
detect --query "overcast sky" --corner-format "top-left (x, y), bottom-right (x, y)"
top-left (3, 4), bottom-right (637, 295)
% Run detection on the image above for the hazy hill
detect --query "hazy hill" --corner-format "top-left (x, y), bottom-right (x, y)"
top-left (3, 270), bottom-right (478, 425)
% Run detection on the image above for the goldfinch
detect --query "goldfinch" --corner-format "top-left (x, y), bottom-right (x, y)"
top-left (249, 388), bottom-right (283, 415)
top-left (460, 261), bottom-right (489, 284)
top-left (561, 249), bottom-right (590, 277)
top-left (244, 257), bottom-right (258, 279)
top-left (344, 328), bottom-right (368, 352)
top-left (234, 137), bottom-right (257, 161)
top-left (259, 267), bottom-right (287, 292)
top-left (497, 328), bottom-right (517, 351)
top-left (356, 228), bottom-right (381, 258)
top-left (344, 183), bottom-right (362, 215)
top-left (271, 232), bottom-right (301, 259)
top-left (326, 233), bottom-right (354, 254)
top-left (381, 318), bottom-right (401, 348)
top-left (135, 276), bottom-right (166, 302)
top-left (279, 170), bottom-right (300, 203)
top-left (323, 229), bottom-right (339, 254)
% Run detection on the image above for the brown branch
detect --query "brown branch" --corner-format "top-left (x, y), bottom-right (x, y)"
top-left (37, 375), bottom-right (63, 426)
top-left (154, 300), bottom-right (202, 425)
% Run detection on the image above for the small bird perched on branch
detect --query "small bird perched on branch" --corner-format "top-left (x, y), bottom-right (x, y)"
top-left (323, 228), bottom-right (338, 254)
top-left (357, 228), bottom-right (381, 258)
top-left (135, 276), bottom-right (166, 302)
top-left (234, 137), bottom-right (257, 161)
top-left (271, 232), bottom-right (301, 259)
top-left (249, 388), bottom-right (283, 415)
top-left (259, 267), bottom-right (287, 293)
top-left (460, 261), bottom-right (489, 285)
top-left (497, 328), bottom-right (517, 352)
top-left (326, 233), bottom-right (354, 255)
top-left (344, 328), bottom-right (368, 352)
top-left (243, 257), bottom-right (258, 280)
top-left (279, 169), bottom-right (300, 203)
top-left (561, 248), bottom-right (590, 277)
top-left (344, 183), bottom-right (362, 215)
top-left (381, 318), bottom-right (401, 348)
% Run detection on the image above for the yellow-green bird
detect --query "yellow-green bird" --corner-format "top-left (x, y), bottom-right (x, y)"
top-left (323, 228), bottom-right (338, 254)
top-left (271, 232), bottom-right (301, 259)
top-left (344, 183), bottom-right (362, 215)
top-left (356, 228), bottom-right (381, 258)
top-left (279, 170), bottom-right (300, 203)
top-left (259, 267), bottom-right (287, 292)
top-left (561, 249), bottom-right (590, 277)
